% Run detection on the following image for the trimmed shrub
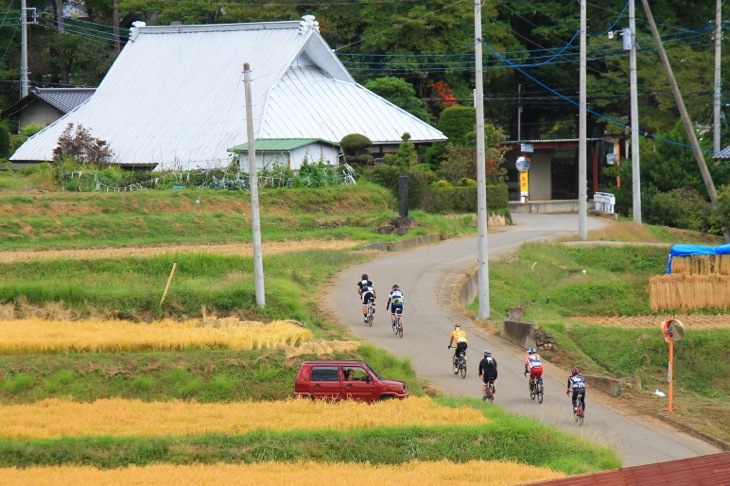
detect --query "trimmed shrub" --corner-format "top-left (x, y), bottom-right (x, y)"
top-left (340, 133), bottom-right (373, 165)
top-left (420, 183), bottom-right (509, 213)
top-left (438, 106), bottom-right (475, 142)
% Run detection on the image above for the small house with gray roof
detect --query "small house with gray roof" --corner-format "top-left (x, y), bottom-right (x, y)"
top-left (2, 87), bottom-right (95, 129)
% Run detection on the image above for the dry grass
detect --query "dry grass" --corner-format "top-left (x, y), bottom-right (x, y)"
top-left (588, 220), bottom-right (724, 245)
top-left (573, 314), bottom-right (730, 329)
top-left (0, 397), bottom-right (488, 439)
top-left (0, 460), bottom-right (564, 486)
top-left (280, 340), bottom-right (362, 359)
top-left (0, 240), bottom-right (359, 263)
top-left (0, 318), bottom-right (314, 354)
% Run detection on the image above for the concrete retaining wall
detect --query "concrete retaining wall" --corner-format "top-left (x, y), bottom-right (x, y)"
top-left (509, 200), bottom-right (578, 214)
top-left (500, 320), bottom-right (537, 349)
top-left (361, 234), bottom-right (441, 252)
top-left (584, 375), bottom-right (641, 397)
top-left (498, 319), bottom-right (642, 397)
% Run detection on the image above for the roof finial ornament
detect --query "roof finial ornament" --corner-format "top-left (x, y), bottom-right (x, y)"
top-left (298, 15), bottom-right (319, 34)
top-left (130, 21), bottom-right (146, 41)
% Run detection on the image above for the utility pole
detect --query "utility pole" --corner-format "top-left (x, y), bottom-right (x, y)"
top-left (243, 62), bottom-right (265, 307)
top-left (20, 0), bottom-right (29, 97)
top-left (714, 0), bottom-right (722, 153)
top-left (474, 0), bottom-right (490, 319)
top-left (517, 83), bottom-right (522, 141)
top-left (578, 0), bottom-right (587, 240)
top-left (642, 0), bottom-right (729, 243)
top-left (629, 0), bottom-right (641, 223)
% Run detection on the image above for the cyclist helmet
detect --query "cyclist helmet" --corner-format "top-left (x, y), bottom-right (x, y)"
top-left (571, 367), bottom-right (580, 375)
top-left (528, 347), bottom-right (536, 354)
top-left (454, 323), bottom-right (461, 329)
top-left (484, 349), bottom-right (491, 357)
top-left (361, 274), bottom-right (369, 280)
top-left (392, 284), bottom-right (399, 290)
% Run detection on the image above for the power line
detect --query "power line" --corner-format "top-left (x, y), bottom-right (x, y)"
top-left (480, 39), bottom-right (721, 156)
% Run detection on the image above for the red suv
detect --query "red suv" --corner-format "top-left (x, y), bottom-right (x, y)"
top-left (294, 360), bottom-right (408, 402)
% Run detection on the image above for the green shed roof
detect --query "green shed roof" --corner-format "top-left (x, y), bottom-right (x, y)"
top-left (228, 138), bottom-right (340, 153)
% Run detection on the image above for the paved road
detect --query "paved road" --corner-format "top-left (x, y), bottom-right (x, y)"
top-left (322, 213), bottom-right (720, 467)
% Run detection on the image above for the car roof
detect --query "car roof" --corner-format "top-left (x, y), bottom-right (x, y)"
top-left (300, 360), bottom-right (368, 366)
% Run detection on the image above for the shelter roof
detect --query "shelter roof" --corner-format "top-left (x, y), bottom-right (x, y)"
top-left (229, 138), bottom-right (339, 153)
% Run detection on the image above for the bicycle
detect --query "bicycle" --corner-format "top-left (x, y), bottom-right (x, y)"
top-left (453, 350), bottom-right (467, 379)
top-left (365, 301), bottom-right (375, 327)
top-left (391, 310), bottom-right (403, 338)
top-left (528, 375), bottom-right (544, 404)
top-left (571, 391), bottom-right (585, 425)
top-left (482, 378), bottom-right (496, 403)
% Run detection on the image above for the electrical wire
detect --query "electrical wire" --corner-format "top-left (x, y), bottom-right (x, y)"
top-left (481, 39), bottom-right (721, 156)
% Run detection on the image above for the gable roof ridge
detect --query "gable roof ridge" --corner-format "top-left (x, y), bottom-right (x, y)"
top-left (136, 21), bottom-right (301, 36)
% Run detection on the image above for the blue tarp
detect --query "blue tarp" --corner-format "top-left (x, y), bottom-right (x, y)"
top-left (667, 244), bottom-right (730, 273)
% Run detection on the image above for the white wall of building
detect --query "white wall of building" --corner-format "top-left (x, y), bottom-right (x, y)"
top-left (238, 143), bottom-right (339, 171)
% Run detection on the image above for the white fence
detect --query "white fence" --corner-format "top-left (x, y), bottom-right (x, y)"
top-left (593, 192), bottom-right (616, 213)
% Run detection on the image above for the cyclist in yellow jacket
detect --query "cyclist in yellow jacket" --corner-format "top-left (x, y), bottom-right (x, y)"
top-left (448, 323), bottom-right (468, 374)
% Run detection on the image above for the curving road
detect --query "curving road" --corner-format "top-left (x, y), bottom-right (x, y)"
top-left (322, 213), bottom-right (720, 467)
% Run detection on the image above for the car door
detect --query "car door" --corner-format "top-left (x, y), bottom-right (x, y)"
top-left (341, 366), bottom-right (376, 402)
top-left (309, 366), bottom-right (341, 400)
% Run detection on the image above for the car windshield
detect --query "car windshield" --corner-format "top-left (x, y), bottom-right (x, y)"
top-left (365, 364), bottom-right (383, 380)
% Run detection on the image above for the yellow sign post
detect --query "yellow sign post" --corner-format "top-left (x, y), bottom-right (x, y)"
top-left (519, 171), bottom-right (529, 201)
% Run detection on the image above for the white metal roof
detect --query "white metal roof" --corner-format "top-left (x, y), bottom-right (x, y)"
top-left (11, 18), bottom-right (446, 170)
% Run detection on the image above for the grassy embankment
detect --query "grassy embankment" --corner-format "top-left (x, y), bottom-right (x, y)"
top-left (0, 174), bottom-right (619, 477)
top-left (0, 180), bottom-right (470, 250)
top-left (476, 224), bottom-right (730, 443)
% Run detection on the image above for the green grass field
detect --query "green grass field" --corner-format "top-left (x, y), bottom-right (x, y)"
top-left (0, 169), bottom-right (725, 473)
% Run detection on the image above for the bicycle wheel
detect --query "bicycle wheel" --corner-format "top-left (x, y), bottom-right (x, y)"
top-left (537, 382), bottom-right (544, 404)
top-left (391, 316), bottom-right (398, 335)
top-left (529, 380), bottom-right (536, 400)
top-left (397, 317), bottom-right (403, 338)
top-left (367, 306), bottom-right (373, 327)
top-left (459, 359), bottom-right (466, 379)
top-left (577, 404), bottom-right (584, 425)
top-left (488, 384), bottom-right (495, 403)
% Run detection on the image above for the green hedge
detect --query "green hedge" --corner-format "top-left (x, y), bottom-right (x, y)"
top-left (420, 184), bottom-right (509, 213)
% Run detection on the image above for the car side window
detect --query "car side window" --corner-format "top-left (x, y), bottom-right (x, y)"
top-left (311, 366), bottom-right (339, 382)
top-left (344, 367), bottom-right (368, 381)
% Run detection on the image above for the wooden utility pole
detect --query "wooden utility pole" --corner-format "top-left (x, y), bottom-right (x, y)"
top-left (243, 62), bottom-right (265, 307)
top-left (642, 0), bottom-right (730, 243)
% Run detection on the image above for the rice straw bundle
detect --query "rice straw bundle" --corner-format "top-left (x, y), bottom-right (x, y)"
top-left (649, 274), bottom-right (730, 310)
top-left (690, 255), bottom-right (714, 275)
top-left (670, 256), bottom-right (691, 275)
top-left (718, 254), bottom-right (730, 276)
